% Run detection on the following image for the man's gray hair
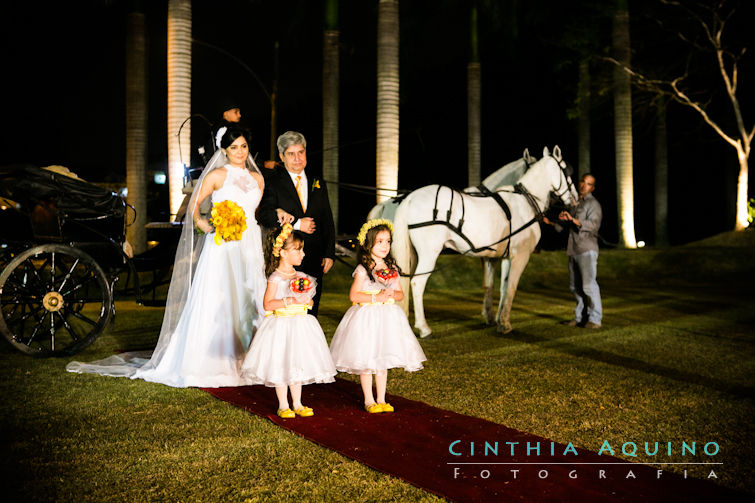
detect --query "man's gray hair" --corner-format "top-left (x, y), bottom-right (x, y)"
top-left (277, 131), bottom-right (307, 155)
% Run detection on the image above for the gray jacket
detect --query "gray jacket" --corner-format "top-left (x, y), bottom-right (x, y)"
top-left (556, 193), bottom-right (602, 257)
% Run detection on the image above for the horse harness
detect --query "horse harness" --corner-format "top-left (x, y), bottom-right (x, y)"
top-left (406, 182), bottom-right (544, 259)
top-left (401, 154), bottom-right (575, 277)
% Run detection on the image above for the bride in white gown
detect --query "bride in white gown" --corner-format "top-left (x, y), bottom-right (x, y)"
top-left (67, 126), bottom-right (267, 387)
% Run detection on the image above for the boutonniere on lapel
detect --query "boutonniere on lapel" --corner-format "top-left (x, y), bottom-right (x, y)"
top-left (311, 179), bottom-right (321, 190)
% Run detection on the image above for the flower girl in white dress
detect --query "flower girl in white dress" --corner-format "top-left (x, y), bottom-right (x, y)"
top-left (329, 219), bottom-right (426, 413)
top-left (241, 224), bottom-right (336, 418)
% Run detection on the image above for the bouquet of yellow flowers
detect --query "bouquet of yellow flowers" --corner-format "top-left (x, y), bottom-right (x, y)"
top-left (210, 200), bottom-right (247, 245)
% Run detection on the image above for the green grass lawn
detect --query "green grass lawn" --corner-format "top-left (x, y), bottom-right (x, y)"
top-left (2, 232), bottom-right (754, 502)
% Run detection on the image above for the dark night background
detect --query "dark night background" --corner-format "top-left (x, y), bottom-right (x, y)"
top-left (1, 0), bottom-right (752, 246)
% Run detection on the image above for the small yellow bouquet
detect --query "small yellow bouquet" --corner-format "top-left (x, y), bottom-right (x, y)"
top-left (210, 200), bottom-right (247, 245)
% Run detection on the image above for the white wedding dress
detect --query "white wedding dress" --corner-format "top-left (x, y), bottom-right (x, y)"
top-left (67, 163), bottom-right (266, 388)
top-left (133, 164), bottom-right (266, 387)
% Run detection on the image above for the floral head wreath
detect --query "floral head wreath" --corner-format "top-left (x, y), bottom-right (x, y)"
top-left (356, 218), bottom-right (394, 246)
top-left (272, 223), bottom-right (293, 257)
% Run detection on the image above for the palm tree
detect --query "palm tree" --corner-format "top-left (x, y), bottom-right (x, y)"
top-left (125, 2), bottom-right (147, 255)
top-left (549, 1), bottom-right (603, 180)
top-left (467, 2), bottom-right (481, 188)
top-left (376, 0), bottom-right (399, 204)
top-left (167, 0), bottom-right (192, 220)
top-left (323, 0), bottom-right (340, 231)
top-left (654, 100), bottom-right (669, 246)
top-left (612, 0), bottom-right (637, 248)
top-left (577, 59), bottom-right (591, 178)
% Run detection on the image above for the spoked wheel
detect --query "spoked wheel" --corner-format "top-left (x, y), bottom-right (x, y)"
top-left (0, 244), bottom-right (112, 356)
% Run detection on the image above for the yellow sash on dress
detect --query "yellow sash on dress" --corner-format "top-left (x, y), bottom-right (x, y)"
top-left (265, 303), bottom-right (312, 318)
top-left (353, 289), bottom-right (395, 306)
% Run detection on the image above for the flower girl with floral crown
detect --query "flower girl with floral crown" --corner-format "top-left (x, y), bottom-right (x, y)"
top-left (241, 224), bottom-right (336, 418)
top-left (329, 219), bottom-right (426, 413)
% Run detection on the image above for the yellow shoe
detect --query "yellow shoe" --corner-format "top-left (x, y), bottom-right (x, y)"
top-left (364, 403), bottom-right (383, 414)
top-left (277, 408), bottom-right (295, 418)
top-left (294, 406), bottom-right (314, 417)
top-left (378, 402), bottom-right (394, 412)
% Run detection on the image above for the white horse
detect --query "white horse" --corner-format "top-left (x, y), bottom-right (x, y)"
top-left (367, 150), bottom-right (537, 332)
top-left (392, 146), bottom-right (578, 337)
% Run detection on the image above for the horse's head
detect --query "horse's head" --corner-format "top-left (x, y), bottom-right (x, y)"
top-left (542, 146), bottom-right (578, 208)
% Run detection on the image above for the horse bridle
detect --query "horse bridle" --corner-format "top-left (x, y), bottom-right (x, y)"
top-left (512, 152), bottom-right (573, 220)
top-left (550, 154), bottom-right (577, 204)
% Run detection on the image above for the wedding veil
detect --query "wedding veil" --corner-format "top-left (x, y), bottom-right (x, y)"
top-left (66, 133), bottom-right (261, 378)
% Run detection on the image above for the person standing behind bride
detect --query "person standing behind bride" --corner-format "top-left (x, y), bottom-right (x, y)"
top-left (257, 131), bottom-right (336, 317)
top-left (241, 223), bottom-right (336, 418)
top-left (67, 126), bottom-right (267, 387)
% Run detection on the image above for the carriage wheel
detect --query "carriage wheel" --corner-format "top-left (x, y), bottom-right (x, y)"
top-left (0, 244), bottom-right (112, 357)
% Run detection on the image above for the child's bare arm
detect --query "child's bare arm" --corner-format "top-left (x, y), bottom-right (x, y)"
top-left (263, 281), bottom-right (281, 311)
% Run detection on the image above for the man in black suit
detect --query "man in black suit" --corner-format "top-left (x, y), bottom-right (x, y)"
top-left (258, 131), bottom-right (336, 316)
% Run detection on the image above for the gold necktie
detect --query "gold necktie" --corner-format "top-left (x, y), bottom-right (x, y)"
top-left (295, 175), bottom-right (306, 211)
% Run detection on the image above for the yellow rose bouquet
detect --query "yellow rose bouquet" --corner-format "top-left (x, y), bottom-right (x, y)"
top-left (210, 200), bottom-right (247, 245)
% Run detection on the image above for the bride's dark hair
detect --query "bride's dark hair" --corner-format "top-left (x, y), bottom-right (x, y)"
top-left (220, 125), bottom-right (251, 149)
top-left (263, 227), bottom-right (305, 277)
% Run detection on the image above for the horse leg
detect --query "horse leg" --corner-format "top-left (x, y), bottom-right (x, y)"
top-left (410, 252), bottom-right (441, 338)
top-left (495, 258), bottom-right (512, 332)
top-left (481, 258), bottom-right (496, 325)
top-left (497, 252), bottom-right (532, 334)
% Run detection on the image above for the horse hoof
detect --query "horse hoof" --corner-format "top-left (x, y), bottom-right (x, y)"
top-left (497, 324), bottom-right (513, 335)
top-left (417, 327), bottom-right (433, 338)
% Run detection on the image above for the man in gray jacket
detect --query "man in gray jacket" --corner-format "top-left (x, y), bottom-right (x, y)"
top-left (544, 173), bottom-right (603, 329)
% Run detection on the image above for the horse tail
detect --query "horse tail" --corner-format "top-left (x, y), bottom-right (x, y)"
top-left (392, 198), bottom-right (414, 315)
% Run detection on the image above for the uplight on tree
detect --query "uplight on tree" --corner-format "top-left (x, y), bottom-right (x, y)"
top-left (167, 0), bottom-right (192, 220)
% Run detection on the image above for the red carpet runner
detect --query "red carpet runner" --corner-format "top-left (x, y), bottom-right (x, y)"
top-left (203, 378), bottom-right (747, 502)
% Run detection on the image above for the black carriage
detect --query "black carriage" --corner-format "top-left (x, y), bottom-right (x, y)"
top-left (0, 165), bottom-right (178, 357)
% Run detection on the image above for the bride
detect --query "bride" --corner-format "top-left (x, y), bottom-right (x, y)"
top-left (67, 126), bottom-right (267, 387)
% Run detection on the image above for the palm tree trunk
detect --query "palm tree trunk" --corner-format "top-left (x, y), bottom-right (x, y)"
top-left (654, 101), bottom-right (669, 246)
top-left (376, 0), bottom-right (399, 204)
top-left (167, 0), bottom-right (192, 220)
top-left (612, 0), bottom-right (637, 248)
top-left (323, 0), bottom-right (340, 232)
top-left (577, 59), bottom-right (591, 178)
top-left (125, 5), bottom-right (148, 255)
top-left (467, 2), bottom-right (481, 188)
top-left (270, 41), bottom-right (279, 163)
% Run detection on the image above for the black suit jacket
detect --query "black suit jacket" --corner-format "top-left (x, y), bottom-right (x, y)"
top-left (258, 166), bottom-right (336, 277)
